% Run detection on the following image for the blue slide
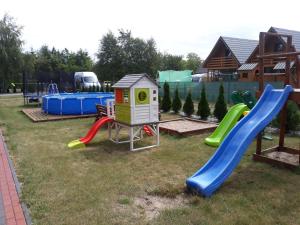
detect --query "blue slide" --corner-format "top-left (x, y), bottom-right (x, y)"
top-left (186, 85), bottom-right (293, 197)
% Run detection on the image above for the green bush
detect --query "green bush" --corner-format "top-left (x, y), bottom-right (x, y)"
top-left (197, 84), bottom-right (210, 120)
top-left (214, 83), bottom-right (227, 121)
top-left (162, 82), bottom-right (172, 112)
top-left (172, 87), bottom-right (182, 113)
top-left (273, 101), bottom-right (300, 131)
top-left (183, 91), bottom-right (194, 117)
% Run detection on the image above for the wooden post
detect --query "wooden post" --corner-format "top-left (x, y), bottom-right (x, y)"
top-left (258, 32), bottom-right (265, 92)
top-left (278, 36), bottom-right (292, 149)
top-left (256, 133), bottom-right (262, 155)
top-left (256, 32), bottom-right (265, 154)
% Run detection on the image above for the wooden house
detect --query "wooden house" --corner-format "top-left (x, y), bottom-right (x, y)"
top-left (112, 74), bottom-right (159, 125)
top-left (203, 36), bottom-right (258, 81)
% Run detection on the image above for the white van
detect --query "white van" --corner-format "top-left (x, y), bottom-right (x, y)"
top-left (74, 72), bottom-right (101, 90)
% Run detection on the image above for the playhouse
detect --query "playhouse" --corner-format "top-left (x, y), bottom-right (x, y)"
top-left (68, 73), bottom-right (160, 151)
top-left (113, 74), bottom-right (159, 125)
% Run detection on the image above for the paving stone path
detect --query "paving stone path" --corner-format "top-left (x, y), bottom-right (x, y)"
top-left (0, 131), bottom-right (29, 225)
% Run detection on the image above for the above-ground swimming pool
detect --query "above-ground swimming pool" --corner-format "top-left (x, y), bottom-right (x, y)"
top-left (42, 92), bottom-right (114, 115)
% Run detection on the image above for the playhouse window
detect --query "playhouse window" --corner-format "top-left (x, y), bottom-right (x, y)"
top-left (135, 88), bottom-right (150, 105)
top-left (138, 91), bottom-right (147, 101)
top-left (123, 90), bottom-right (129, 103)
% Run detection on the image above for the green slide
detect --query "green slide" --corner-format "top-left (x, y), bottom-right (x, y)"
top-left (205, 103), bottom-right (249, 147)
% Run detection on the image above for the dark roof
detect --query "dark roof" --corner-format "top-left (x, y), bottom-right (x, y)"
top-left (203, 36), bottom-right (258, 67)
top-left (270, 27), bottom-right (300, 52)
top-left (238, 63), bottom-right (258, 71)
top-left (112, 74), bottom-right (158, 88)
top-left (273, 61), bottom-right (295, 70)
top-left (221, 36), bottom-right (258, 64)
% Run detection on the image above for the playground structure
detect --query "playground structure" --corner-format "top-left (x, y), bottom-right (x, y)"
top-left (253, 32), bottom-right (300, 169)
top-left (68, 74), bottom-right (160, 151)
top-left (186, 32), bottom-right (300, 197)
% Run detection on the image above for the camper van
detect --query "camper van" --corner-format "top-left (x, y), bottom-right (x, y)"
top-left (74, 72), bottom-right (101, 90)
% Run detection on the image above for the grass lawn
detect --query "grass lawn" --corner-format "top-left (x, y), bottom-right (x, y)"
top-left (0, 95), bottom-right (300, 225)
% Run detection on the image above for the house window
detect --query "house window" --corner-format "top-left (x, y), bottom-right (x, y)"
top-left (242, 73), bottom-right (248, 78)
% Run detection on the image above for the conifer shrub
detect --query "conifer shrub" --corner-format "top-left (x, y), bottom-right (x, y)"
top-left (162, 82), bottom-right (172, 112)
top-left (172, 87), bottom-right (182, 113)
top-left (214, 83), bottom-right (227, 121)
top-left (197, 84), bottom-right (210, 120)
top-left (183, 90), bottom-right (194, 117)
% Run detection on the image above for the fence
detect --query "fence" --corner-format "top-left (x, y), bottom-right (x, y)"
top-left (158, 81), bottom-right (284, 104)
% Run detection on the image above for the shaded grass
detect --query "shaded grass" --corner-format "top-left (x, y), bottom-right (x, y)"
top-left (0, 96), bottom-right (299, 225)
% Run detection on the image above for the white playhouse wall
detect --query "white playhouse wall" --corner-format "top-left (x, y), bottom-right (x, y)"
top-left (130, 77), bottom-right (159, 125)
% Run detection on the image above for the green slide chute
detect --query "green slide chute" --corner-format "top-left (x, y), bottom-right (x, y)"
top-left (205, 103), bottom-right (249, 147)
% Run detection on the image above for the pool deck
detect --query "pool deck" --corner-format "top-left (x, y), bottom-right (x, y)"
top-left (0, 130), bottom-right (30, 225)
top-left (22, 108), bottom-right (97, 122)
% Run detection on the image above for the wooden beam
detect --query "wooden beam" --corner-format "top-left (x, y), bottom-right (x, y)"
top-left (263, 73), bottom-right (286, 76)
top-left (257, 51), bottom-right (300, 59)
top-left (260, 32), bottom-right (292, 38)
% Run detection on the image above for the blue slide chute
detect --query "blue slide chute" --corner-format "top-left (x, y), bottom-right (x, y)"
top-left (186, 85), bottom-right (293, 197)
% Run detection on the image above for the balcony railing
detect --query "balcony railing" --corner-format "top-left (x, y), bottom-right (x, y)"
top-left (206, 57), bottom-right (239, 69)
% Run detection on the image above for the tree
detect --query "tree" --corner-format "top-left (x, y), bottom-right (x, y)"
top-left (22, 50), bottom-right (36, 76)
top-left (162, 82), bottom-right (172, 112)
top-left (158, 53), bottom-right (184, 71)
top-left (95, 30), bottom-right (158, 82)
top-left (184, 52), bottom-right (202, 72)
top-left (183, 91), bottom-right (194, 117)
top-left (197, 84), bottom-right (210, 120)
top-left (172, 87), bottom-right (182, 113)
top-left (0, 14), bottom-right (23, 92)
top-left (214, 83), bottom-right (227, 121)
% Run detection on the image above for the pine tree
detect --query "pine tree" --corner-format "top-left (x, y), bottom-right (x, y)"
top-left (183, 91), bottom-right (194, 117)
top-left (214, 83), bottom-right (227, 121)
top-left (197, 84), bottom-right (210, 120)
top-left (172, 87), bottom-right (182, 113)
top-left (162, 82), bottom-right (172, 112)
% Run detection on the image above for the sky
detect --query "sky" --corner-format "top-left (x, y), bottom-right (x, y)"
top-left (1, 0), bottom-right (300, 60)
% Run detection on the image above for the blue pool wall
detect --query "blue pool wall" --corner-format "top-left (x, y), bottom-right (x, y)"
top-left (42, 92), bottom-right (114, 115)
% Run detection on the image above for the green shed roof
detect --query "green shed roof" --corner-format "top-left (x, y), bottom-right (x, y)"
top-left (158, 70), bottom-right (192, 82)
